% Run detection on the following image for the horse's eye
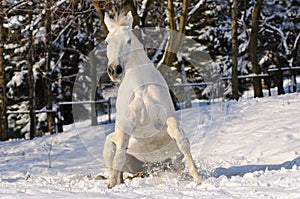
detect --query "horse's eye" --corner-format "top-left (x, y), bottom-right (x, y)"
top-left (127, 39), bottom-right (132, 45)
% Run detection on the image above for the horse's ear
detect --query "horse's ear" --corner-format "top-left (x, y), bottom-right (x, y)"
top-left (126, 11), bottom-right (133, 29)
top-left (104, 12), bottom-right (114, 31)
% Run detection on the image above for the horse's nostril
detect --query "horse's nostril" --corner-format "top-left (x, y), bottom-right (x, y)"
top-left (108, 68), bottom-right (113, 75)
top-left (116, 65), bottom-right (123, 75)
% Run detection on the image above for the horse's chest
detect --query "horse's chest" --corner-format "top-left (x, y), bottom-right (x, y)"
top-left (115, 65), bottom-right (173, 137)
top-left (118, 86), bottom-right (168, 138)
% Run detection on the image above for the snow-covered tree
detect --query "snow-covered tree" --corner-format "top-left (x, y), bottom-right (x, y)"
top-left (3, 0), bottom-right (104, 138)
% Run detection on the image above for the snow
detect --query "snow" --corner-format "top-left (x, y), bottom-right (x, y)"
top-left (7, 71), bottom-right (25, 88)
top-left (1, 93), bottom-right (300, 198)
top-left (188, 0), bottom-right (205, 16)
top-left (3, 16), bottom-right (25, 28)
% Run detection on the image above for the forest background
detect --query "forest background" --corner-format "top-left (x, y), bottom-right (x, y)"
top-left (0, 0), bottom-right (299, 140)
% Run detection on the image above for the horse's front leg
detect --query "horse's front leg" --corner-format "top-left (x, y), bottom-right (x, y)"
top-left (108, 126), bottom-right (130, 188)
top-left (166, 117), bottom-right (202, 184)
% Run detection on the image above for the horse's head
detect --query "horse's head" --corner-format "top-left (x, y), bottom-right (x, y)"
top-left (104, 11), bottom-right (140, 83)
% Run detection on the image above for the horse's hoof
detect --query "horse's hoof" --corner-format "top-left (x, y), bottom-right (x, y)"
top-left (194, 176), bottom-right (202, 184)
top-left (108, 180), bottom-right (117, 189)
top-left (107, 183), bottom-right (115, 189)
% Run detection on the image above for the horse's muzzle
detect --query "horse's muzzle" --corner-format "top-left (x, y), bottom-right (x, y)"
top-left (107, 63), bottom-right (123, 83)
top-left (107, 64), bottom-right (123, 76)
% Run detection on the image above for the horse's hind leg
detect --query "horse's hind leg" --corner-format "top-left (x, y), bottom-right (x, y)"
top-left (166, 117), bottom-right (202, 184)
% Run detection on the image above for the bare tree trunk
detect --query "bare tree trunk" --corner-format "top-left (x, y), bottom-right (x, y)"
top-left (249, 0), bottom-right (263, 98)
top-left (55, 34), bottom-right (64, 133)
top-left (45, 0), bottom-right (55, 135)
top-left (231, 0), bottom-right (239, 100)
top-left (162, 0), bottom-right (177, 67)
top-left (90, 52), bottom-right (98, 126)
top-left (0, 0), bottom-right (8, 141)
top-left (28, 8), bottom-right (36, 139)
top-left (178, 0), bottom-right (189, 34)
top-left (163, 0), bottom-right (190, 67)
top-left (86, 3), bottom-right (97, 126)
top-left (163, 0), bottom-right (191, 107)
top-left (92, 0), bottom-right (108, 36)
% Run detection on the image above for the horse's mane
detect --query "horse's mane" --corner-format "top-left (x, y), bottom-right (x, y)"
top-left (111, 12), bottom-right (131, 27)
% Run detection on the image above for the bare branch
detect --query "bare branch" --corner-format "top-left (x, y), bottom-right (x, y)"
top-left (265, 23), bottom-right (290, 55)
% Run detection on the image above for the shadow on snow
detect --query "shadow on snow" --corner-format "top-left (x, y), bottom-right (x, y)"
top-left (212, 156), bottom-right (300, 178)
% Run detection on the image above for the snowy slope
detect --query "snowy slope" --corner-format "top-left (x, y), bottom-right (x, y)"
top-left (1, 93), bottom-right (300, 198)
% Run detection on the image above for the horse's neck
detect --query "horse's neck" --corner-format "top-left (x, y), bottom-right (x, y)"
top-left (125, 48), bottom-right (152, 69)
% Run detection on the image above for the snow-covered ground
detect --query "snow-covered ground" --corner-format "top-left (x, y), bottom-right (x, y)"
top-left (1, 93), bottom-right (300, 198)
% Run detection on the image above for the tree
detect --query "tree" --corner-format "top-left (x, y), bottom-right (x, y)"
top-left (231, 0), bottom-right (239, 100)
top-left (161, 0), bottom-right (190, 67)
top-left (92, 0), bottom-right (108, 36)
top-left (3, 0), bottom-right (103, 138)
top-left (86, 2), bottom-right (97, 126)
top-left (259, 0), bottom-right (300, 94)
top-left (0, 0), bottom-right (8, 141)
top-left (291, 33), bottom-right (300, 92)
top-left (249, 0), bottom-right (263, 98)
top-left (45, 0), bottom-right (55, 135)
top-left (161, 0), bottom-right (191, 107)
top-left (27, 5), bottom-right (36, 139)
top-left (162, 0), bottom-right (177, 67)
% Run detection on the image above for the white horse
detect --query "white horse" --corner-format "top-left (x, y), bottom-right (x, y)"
top-left (103, 11), bottom-right (202, 188)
